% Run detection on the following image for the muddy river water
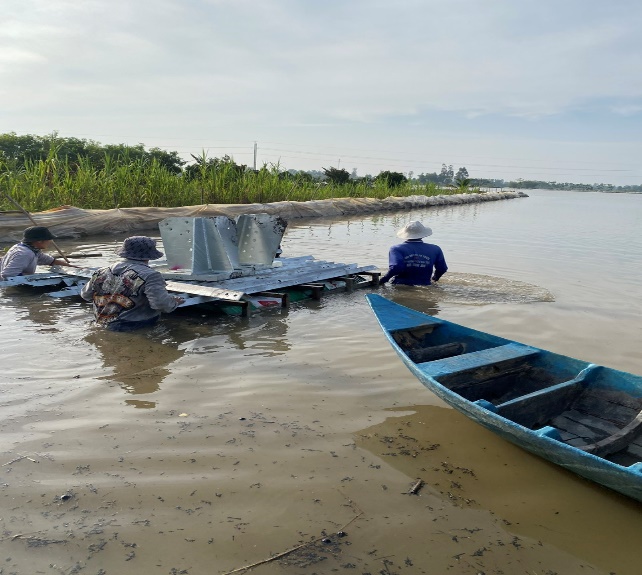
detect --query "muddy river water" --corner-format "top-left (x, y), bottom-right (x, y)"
top-left (1, 189), bottom-right (641, 574)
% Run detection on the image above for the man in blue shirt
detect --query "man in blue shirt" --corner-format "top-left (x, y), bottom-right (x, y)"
top-left (379, 221), bottom-right (448, 286)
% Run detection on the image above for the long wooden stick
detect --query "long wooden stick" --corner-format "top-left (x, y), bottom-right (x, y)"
top-left (222, 503), bottom-right (363, 575)
top-left (221, 539), bottom-right (314, 574)
top-left (1, 192), bottom-right (69, 264)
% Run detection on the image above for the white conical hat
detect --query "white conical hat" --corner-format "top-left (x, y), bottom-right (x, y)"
top-left (396, 221), bottom-right (432, 239)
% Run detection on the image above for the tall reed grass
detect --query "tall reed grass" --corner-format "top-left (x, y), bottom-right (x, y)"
top-left (0, 153), bottom-right (470, 212)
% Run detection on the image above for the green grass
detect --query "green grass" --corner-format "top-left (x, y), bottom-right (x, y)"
top-left (0, 153), bottom-right (475, 212)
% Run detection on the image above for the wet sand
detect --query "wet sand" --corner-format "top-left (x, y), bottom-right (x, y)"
top-left (2, 191), bottom-right (642, 574)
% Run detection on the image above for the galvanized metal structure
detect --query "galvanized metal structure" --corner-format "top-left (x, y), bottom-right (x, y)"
top-left (1, 215), bottom-right (380, 315)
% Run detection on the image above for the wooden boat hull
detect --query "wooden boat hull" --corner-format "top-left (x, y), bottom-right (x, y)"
top-left (366, 294), bottom-right (642, 502)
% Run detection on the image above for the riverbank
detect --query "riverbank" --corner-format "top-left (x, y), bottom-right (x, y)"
top-left (0, 190), bottom-right (526, 242)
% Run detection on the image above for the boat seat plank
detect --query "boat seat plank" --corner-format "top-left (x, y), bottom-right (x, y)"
top-left (417, 343), bottom-right (540, 378)
top-left (387, 319), bottom-right (442, 334)
top-left (495, 365), bottom-right (600, 427)
top-left (496, 379), bottom-right (584, 427)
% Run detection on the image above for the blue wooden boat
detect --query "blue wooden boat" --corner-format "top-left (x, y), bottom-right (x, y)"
top-left (366, 294), bottom-right (642, 502)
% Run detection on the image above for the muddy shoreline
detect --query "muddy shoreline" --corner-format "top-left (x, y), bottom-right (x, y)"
top-left (1, 396), bottom-right (619, 575)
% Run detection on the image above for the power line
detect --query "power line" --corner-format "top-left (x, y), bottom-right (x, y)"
top-left (7, 130), bottom-right (641, 181)
top-left (258, 147), bottom-right (632, 173)
top-left (46, 131), bottom-right (638, 169)
top-left (253, 139), bottom-right (638, 168)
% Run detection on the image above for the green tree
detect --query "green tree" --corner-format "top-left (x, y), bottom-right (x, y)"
top-left (455, 167), bottom-right (469, 180)
top-left (0, 132), bottom-right (186, 174)
top-left (322, 166), bottom-right (351, 185)
top-left (147, 147), bottom-right (186, 174)
top-left (416, 171), bottom-right (440, 184)
top-left (0, 132), bottom-right (52, 171)
top-left (184, 153), bottom-right (247, 180)
top-left (375, 170), bottom-right (408, 188)
top-left (439, 163), bottom-right (454, 184)
top-left (279, 170), bottom-right (314, 183)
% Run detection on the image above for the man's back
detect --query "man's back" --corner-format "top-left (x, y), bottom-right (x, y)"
top-left (384, 240), bottom-right (447, 285)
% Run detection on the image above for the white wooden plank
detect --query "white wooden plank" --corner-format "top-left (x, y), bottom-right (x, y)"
top-left (165, 281), bottom-right (244, 301)
top-left (0, 272), bottom-right (67, 287)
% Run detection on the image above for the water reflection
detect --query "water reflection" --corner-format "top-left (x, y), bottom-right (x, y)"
top-left (84, 323), bottom-right (186, 405)
top-left (0, 286), bottom-right (69, 327)
top-left (185, 308), bottom-right (292, 357)
top-left (226, 312), bottom-right (291, 356)
top-left (83, 306), bottom-right (293, 407)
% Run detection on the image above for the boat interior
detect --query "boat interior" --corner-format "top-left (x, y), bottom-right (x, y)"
top-left (391, 322), bottom-right (642, 468)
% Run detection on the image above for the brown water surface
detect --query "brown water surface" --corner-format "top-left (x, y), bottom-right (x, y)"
top-left (1, 190), bottom-right (641, 574)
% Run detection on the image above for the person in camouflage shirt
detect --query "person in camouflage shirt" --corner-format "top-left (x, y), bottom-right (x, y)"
top-left (81, 236), bottom-right (183, 331)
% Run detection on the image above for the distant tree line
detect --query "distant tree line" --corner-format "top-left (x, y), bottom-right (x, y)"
top-left (0, 132), bottom-right (186, 175)
top-left (504, 179), bottom-right (641, 193)
top-left (0, 133), bottom-right (464, 211)
top-left (414, 164), bottom-right (469, 186)
top-left (2, 132), bottom-right (636, 193)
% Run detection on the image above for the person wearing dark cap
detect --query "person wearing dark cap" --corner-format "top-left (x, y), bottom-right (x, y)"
top-left (379, 221), bottom-right (448, 286)
top-left (0, 226), bottom-right (76, 280)
top-left (80, 236), bottom-right (184, 332)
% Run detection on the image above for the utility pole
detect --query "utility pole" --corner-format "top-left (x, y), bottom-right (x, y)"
top-left (253, 142), bottom-right (257, 171)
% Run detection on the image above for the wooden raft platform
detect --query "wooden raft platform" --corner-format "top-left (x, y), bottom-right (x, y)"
top-left (0, 256), bottom-right (380, 317)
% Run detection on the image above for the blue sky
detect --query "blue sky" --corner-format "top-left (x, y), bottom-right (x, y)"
top-left (2, 0), bottom-right (641, 185)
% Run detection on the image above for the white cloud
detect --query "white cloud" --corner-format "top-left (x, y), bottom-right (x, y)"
top-left (611, 104), bottom-right (642, 116)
